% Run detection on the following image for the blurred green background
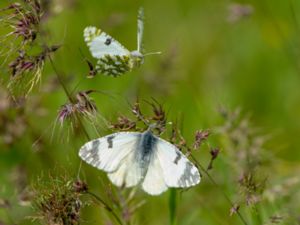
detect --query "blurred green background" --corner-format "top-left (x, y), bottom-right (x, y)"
top-left (1, 0), bottom-right (300, 224)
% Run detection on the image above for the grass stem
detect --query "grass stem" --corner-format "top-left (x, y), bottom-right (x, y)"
top-left (169, 189), bottom-right (177, 225)
top-left (87, 191), bottom-right (124, 225)
top-left (191, 155), bottom-right (249, 225)
top-left (48, 55), bottom-right (125, 225)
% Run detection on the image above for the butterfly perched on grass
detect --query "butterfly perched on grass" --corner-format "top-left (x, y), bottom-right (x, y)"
top-left (79, 128), bottom-right (201, 195)
top-left (83, 8), bottom-right (160, 77)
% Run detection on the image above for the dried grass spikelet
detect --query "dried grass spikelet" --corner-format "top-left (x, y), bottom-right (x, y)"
top-left (32, 176), bottom-right (87, 225)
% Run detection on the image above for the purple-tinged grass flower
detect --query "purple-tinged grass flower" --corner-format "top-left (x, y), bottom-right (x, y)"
top-left (238, 171), bottom-right (266, 206)
top-left (130, 100), bottom-right (167, 134)
top-left (73, 180), bottom-right (88, 194)
top-left (58, 90), bottom-right (98, 126)
top-left (58, 103), bottom-right (76, 124)
top-left (216, 107), bottom-right (272, 212)
top-left (75, 90), bottom-right (98, 117)
top-left (0, 0), bottom-right (42, 45)
top-left (0, 1), bottom-right (60, 97)
top-left (32, 176), bottom-right (85, 225)
top-left (193, 129), bottom-right (210, 149)
top-left (227, 3), bottom-right (254, 23)
top-left (111, 100), bottom-right (170, 135)
top-left (207, 147), bottom-right (220, 170)
top-left (229, 204), bottom-right (240, 216)
top-left (131, 101), bottom-right (145, 122)
top-left (110, 115), bottom-right (136, 131)
top-left (85, 59), bottom-right (98, 78)
top-left (7, 45), bottom-right (60, 97)
top-left (168, 122), bottom-right (193, 156)
top-left (210, 147), bottom-right (220, 160)
top-left (147, 100), bottom-right (167, 134)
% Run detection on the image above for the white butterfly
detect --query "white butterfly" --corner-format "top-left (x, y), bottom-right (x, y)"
top-left (83, 8), bottom-right (160, 77)
top-left (79, 129), bottom-right (201, 195)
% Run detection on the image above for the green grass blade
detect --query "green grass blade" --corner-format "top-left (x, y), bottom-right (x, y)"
top-left (169, 188), bottom-right (177, 225)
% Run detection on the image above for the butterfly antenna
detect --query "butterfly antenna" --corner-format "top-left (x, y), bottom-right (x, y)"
top-left (143, 51), bottom-right (162, 56)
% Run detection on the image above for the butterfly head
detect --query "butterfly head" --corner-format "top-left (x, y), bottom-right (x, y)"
top-left (130, 50), bottom-right (144, 67)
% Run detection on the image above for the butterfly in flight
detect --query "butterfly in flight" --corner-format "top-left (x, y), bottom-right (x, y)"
top-left (83, 8), bottom-right (160, 77)
top-left (79, 128), bottom-right (201, 195)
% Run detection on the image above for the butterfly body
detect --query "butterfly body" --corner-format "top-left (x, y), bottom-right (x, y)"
top-left (79, 130), bottom-right (200, 195)
top-left (130, 50), bottom-right (144, 68)
top-left (135, 130), bottom-right (157, 177)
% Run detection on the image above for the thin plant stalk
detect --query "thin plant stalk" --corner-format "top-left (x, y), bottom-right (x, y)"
top-left (191, 155), bottom-right (249, 225)
top-left (48, 55), bottom-right (125, 225)
top-left (169, 188), bottom-right (177, 225)
top-left (87, 191), bottom-right (124, 225)
top-left (48, 55), bottom-right (90, 140)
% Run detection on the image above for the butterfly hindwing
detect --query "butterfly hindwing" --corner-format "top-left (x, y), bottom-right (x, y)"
top-left (155, 138), bottom-right (201, 188)
top-left (79, 132), bottom-right (140, 173)
top-left (95, 54), bottom-right (131, 77)
top-left (141, 151), bottom-right (168, 195)
top-left (108, 153), bottom-right (143, 188)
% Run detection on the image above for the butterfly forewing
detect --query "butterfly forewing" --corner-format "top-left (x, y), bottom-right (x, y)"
top-left (137, 7), bottom-right (144, 53)
top-left (79, 132), bottom-right (140, 173)
top-left (155, 138), bottom-right (201, 188)
top-left (84, 26), bottom-right (130, 58)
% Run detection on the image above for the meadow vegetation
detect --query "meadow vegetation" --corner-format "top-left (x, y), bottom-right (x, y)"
top-left (0, 0), bottom-right (300, 224)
